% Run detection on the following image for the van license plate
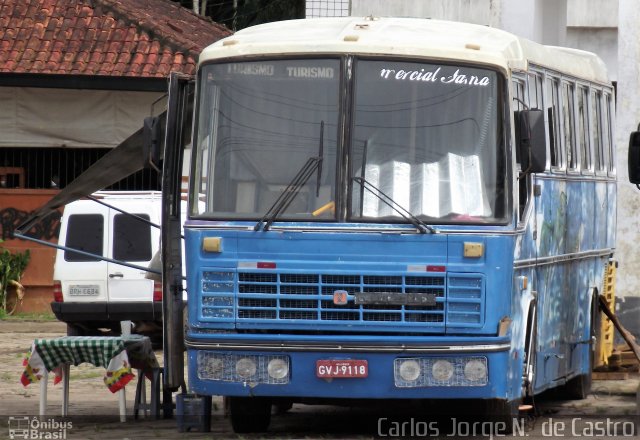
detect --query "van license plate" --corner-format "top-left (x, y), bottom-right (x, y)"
top-left (69, 285), bottom-right (99, 296)
top-left (316, 360), bottom-right (368, 378)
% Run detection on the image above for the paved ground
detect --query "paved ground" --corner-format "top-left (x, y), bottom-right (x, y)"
top-left (0, 321), bottom-right (638, 439)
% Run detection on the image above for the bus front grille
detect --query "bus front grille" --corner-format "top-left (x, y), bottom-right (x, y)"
top-left (199, 270), bottom-right (485, 332)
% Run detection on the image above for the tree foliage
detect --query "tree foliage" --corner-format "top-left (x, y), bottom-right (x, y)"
top-left (172, 0), bottom-right (305, 31)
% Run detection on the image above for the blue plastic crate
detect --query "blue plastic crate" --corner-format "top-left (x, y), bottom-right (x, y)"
top-left (176, 394), bottom-right (212, 432)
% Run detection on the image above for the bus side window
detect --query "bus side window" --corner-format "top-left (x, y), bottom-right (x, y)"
top-left (577, 86), bottom-right (591, 173)
top-left (604, 92), bottom-right (615, 175)
top-left (528, 72), bottom-right (543, 111)
top-left (562, 81), bottom-right (577, 171)
top-left (545, 76), bottom-right (562, 169)
top-left (512, 78), bottom-right (527, 166)
top-left (590, 89), bottom-right (604, 172)
top-left (528, 72), bottom-right (546, 168)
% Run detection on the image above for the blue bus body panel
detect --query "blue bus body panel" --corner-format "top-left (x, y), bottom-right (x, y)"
top-left (526, 175), bottom-right (612, 393)
top-left (184, 225), bottom-right (526, 401)
top-left (185, 227), bottom-right (515, 336)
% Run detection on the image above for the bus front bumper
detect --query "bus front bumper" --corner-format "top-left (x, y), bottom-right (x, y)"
top-left (186, 337), bottom-right (512, 400)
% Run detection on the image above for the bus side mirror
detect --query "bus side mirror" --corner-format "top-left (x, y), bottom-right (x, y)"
top-left (143, 116), bottom-right (162, 171)
top-left (628, 126), bottom-right (640, 184)
top-left (517, 109), bottom-right (546, 174)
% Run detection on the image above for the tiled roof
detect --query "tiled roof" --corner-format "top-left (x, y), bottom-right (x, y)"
top-left (0, 0), bottom-right (232, 77)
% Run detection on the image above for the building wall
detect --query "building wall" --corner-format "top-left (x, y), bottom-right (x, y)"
top-left (614, 0), bottom-right (640, 334)
top-left (351, 0), bottom-right (497, 25)
top-left (0, 87), bottom-right (164, 313)
top-left (1, 189), bottom-right (61, 314)
top-left (350, 0), bottom-right (617, 79)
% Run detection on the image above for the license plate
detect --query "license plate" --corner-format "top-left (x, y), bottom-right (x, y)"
top-left (316, 359), bottom-right (368, 378)
top-left (69, 285), bottom-right (100, 296)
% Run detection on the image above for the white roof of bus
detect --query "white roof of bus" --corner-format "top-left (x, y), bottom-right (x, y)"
top-left (199, 16), bottom-right (610, 84)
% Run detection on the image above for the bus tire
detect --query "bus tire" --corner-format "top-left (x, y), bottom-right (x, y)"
top-left (228, 396), bottom-right (271, 433)
top-left (563, 371), bottom-right (591, 400)
top-left (485, 398), bottom-right (521, 434)
top-left (273, 400), bottom-right (293, 414)
top-left (562, 292), bottom-right (596, 400)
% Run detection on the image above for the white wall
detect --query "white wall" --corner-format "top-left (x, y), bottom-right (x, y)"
top-left (350, 0), bottom-right (616, 80)
top-left (351, 0), bottom-right (498, 26)
top-left (615, 0), bottom-right (640, 318)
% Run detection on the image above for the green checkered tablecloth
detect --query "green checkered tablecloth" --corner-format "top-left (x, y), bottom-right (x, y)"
top-left (21, 335), bottom-right (159, 393)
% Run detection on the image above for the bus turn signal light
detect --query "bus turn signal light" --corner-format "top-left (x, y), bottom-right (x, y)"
top-left (202, 237), bottom-right (222, 253)
top-left (463, 242), bottom-right (484, 258)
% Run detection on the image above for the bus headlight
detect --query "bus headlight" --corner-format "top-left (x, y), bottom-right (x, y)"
top-left (464, 359), bottom-right (488, 382)
top-left (235, 357), bottom-right (257, 379)
top-left (205, 356), bottom-right (224, 380)
top-left (432, 359), bottom-right (454, 382)
top-left (394, 356), bottom-right (488, 387)
top-left (198, 352), bottom-right (290, 384)
top-left (267, 358), bottom-right (289, 380)
top-left (398, 359), bottom-right (421, 381)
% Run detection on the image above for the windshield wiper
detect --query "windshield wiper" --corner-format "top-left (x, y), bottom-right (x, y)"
top-left (254, 157), bottom-right (322, 231)
top-left (255, 122), bottom-right (325, 232)
top-left (352, 176), bottom-right (437, 234)
top-left (315, 121), bottom-right (324, 197)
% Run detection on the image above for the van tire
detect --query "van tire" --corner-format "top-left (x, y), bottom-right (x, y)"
top-left (66, 324), bottom-right (85, 336)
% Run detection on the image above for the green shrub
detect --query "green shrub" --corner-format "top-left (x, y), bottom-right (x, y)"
top-left (0, 239), bottom-right (30, 315)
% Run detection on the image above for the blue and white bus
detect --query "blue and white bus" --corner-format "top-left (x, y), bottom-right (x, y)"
top-left (161, 17), bottom-right (616, 432)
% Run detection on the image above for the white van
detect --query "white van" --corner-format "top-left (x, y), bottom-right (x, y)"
top-left (52, 192), bottom-right (162, 336)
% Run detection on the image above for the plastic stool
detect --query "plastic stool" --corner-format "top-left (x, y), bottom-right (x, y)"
top-left (133, 367), bottom-right (161, 419)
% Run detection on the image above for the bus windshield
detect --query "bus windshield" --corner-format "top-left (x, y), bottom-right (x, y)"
top-left (192, 59), bottom-right (340, 221)
top-left (192, 58), bottom-right (507, 225)
top-left (350, 60), bottom-right (505, 223)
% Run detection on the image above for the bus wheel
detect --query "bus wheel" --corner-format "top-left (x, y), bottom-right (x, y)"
top-left (228, 396), bottom-right (271, 433)
top-left (273, 400), bottom-right (293, 414)
top-left (562, 293), bottom-right (596, 400)
top-left (485, 399), bottom-right (521, 433)
top-left (562, 340), bottom-right (593, 399)
top-left (563, 371), bottom-right (592, 400)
